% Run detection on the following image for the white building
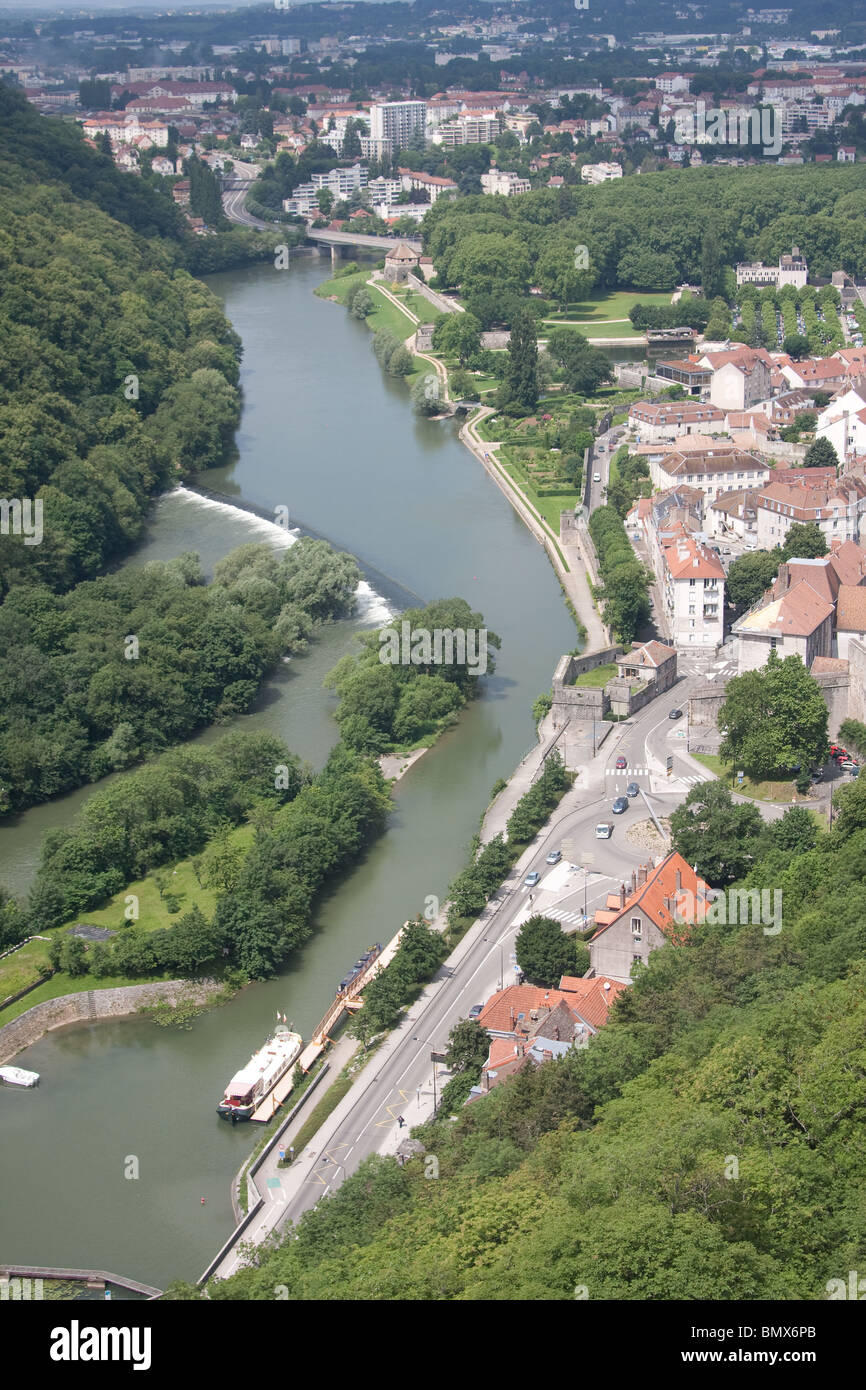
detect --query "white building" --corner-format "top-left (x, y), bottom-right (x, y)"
top-left (660, 535), bottom-right (726, 651)
top-left (369, 99), bottom-right (427, 150)
top-left (735, 244), bottom-right (808, 288)
top-left (480, 169), bottom-right (531, 196)
top-left (649, 447), bottom-right (769, 500)
top-left (815, 385), bottom-right (866, 464)
top-left (755, 477), bottom-right (866, 549)
top-left (580, 161), bottom-right (623, 183)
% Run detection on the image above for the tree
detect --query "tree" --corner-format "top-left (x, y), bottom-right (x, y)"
top-left (802, 437), bottom-right (839, 470)
top-left (387, 345), bottom-right (414, 377)
top-left (515, 915), bottom-right (587, 987)
top-left (725, 550), bottom-right (778, 611)
top-left (700, 229), bottom-right (724, 299)
top-left (546, 329), bottom-right (612, 395)
top-left (349, 289), bottom-right (374, 320)
top-left (782, 333), bottom-right (810, 359)
top-left (669, 782), bottom-right (765, 885)
top-left (432, 312), bottom-right (482, 365)
top-left (718, 650), bottom-right (829, 782)
top-left (779, 522), bottom-right (828, 561)
top-left (316, 188), bottom-right (333, 217)
top-left (500, 307), bottom-right (538, 413)
top-left (770, 805), bottom-right (818, 854)
top-left (444, 1019), bottom-right (489, 1074)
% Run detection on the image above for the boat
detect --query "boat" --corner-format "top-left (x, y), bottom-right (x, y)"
top-left (216, 1025), bottom-right (303, 1123)
top-left (0, 1065), bottom-right (39, 1088)
top-left (337, 943), bottom-right (383, 996)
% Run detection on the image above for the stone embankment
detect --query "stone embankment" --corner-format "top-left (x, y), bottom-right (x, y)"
top-left (0, 979), bottom-right (220, 1065)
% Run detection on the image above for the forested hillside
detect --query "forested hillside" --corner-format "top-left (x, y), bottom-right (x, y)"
top-left (423, 164), bottom-right (866, 319)
top-left (0, 539), bottom-right (359, 814)
top-left (193, 785), bottom-right (866, 1300)
top-left (0, 86), bottom-right (242, 593)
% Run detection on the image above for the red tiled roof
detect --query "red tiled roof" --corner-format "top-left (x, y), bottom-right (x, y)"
top-left (589, 852), bottom-right (711, 945)
top-left (836, 585), bottom-right (866, 632)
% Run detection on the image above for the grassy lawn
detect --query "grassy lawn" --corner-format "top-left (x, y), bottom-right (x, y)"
top-left (0, 967), bottom-right (158, 1025)
top-left (543, 318), bottom-right (646, 339)
top-left (545, 290), bottom-right (673, 322)
top-left (0, 824), bottom-right (256, 1016)
top-left (572, 662), bottom-right (618, 687)
top-left (693, 753), bottom-right (807, 804)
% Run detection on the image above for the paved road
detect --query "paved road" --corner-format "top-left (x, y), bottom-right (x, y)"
top-left (210, 658), bottom-right (764, 1281)
top-left (222, 185), bottom-right (272, 230)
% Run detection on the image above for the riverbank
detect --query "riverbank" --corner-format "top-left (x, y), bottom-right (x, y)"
top-left (0, 979), bottom-right (221, 1066)
top-left (0, 256), bottom-right (581, 1288)
top-left (315, 270), bottom-right (606, 652)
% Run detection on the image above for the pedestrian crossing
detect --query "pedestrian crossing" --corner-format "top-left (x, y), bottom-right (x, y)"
top-left (605, 766), bottom-right (649, 777)
top-left (681, 773), bottom-right (711, 786)
top-left (545, 907), bottom-right (589, 925)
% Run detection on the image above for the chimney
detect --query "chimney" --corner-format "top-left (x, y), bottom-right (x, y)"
top-left (619, 883), bottom-right (627, 908)
top-left (543, 1049), bottom-right (553, 1061)
top-left (637, 863), bottom-right (648, 886)
top-left (631, 868), bottom-right (637, 893)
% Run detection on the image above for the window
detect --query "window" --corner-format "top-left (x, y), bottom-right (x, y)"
top-left (632, 953), bottom-right (642, 964)
top-left (631, 917), bottom-right (641, 931)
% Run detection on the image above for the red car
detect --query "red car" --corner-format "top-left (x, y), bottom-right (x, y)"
top-left (615, 756), bottom-right (627, 770)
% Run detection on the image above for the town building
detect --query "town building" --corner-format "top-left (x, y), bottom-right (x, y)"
top-left (480, 169), bottom-right (531, 195)
top-left (368, 99), bottom-right (428, 153)
top-left (660, 534), bottom-right (726, 650)
top-left (649, 447), bottom-right (769, 500)
top-left (580, 161), bottom-right (623, 183)
top-left (735, 244), bottom-right (808, 288)
top-left (383, 242), bottom-right (421, 283)
top-left (588, 853), bottom-right (710, 983)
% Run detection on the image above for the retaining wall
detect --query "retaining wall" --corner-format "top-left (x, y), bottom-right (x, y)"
top-left (0, 979), bottom-right (220, 1065)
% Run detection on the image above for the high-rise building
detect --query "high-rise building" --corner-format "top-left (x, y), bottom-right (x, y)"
top-left (369, 100), bottom-right (427, 150)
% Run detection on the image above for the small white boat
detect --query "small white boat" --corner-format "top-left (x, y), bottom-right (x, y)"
top-left (0, 1065), bottom-right (39, 1087)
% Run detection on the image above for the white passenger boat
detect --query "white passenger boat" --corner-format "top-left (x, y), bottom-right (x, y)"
top-left (0, 1065), bottom-right (39, 1087)
top-left (217, 1024), bottom-right (303, 1123)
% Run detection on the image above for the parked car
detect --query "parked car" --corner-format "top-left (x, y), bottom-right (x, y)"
top-left (524, 871), bottom-right (540, 887)
top-left (668, 708), bottom-right (683, 720)
top-left (612, 796), bottom-right (628, 814)
top-left (615, 755), bottom-right (628, 769)
top-left (595, 822), bottom-right (613, 839)
top-left (840, 760), bottom-right (860, 772)
top-left (721, 546), bottom-right (732, 555)
top-left (546, 849), bottom-right (562, 864)
top-left (626, 782), bottom-right (640, 798)
top-left (468, 1004), bottom-right (483, 1020)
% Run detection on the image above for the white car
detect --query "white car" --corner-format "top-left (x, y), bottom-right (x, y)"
top-left (595, 823), bottom-right (613, 839)
top-left (593, 472), bottom-right (601, 483)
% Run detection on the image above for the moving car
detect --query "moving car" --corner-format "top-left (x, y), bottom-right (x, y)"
top-left (524, 871), bottom-right (540, 887)
top-left (468, 1004), bottom-right (483, 1021)
top-left (593, 472), bottom-right (601, 483)
top-left (626, 782), bottom-right (640, 798)
top-left (612, 796), bottom-right (628, 814)
top-left (668, 708), bottom-right (683, 720)
top-left (546, 849), bottom-right (562, 865)
top-left (615, 755), bottom-right (627, 769)
top-left (595, 822), bottom-right (613, 839)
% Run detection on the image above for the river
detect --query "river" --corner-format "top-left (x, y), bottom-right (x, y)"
top-left (0, 256), bottom-right (578, 1287)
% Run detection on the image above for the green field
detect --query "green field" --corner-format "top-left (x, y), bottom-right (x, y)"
top-left (693, 753), bottom-right (812, 805)
top-left (0, 824), bottom-right (256, 1018)
top-left (572, 662), bottom-right (619, 687)
top-left (315, 271), bottom-right (428, 383)
top-left (544, 289), bottom-right (674, 323)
